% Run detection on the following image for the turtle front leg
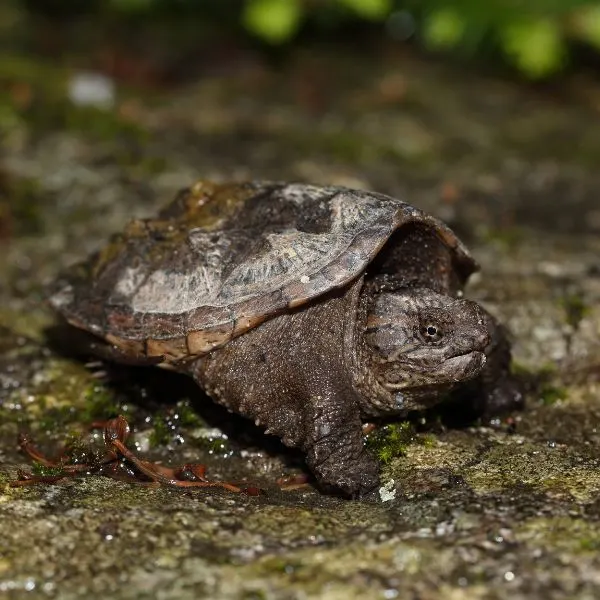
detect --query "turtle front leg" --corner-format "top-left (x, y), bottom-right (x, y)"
top-left (303, 391), bottom-right (380, 498)
top-left (188, 278), bottom-right (380, 497)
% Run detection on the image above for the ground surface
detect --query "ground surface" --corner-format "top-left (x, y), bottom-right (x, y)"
top-left (1, 8), bottom-right (600, 599)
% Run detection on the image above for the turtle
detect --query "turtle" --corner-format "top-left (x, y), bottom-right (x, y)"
top-left (49, 180), bottom-right (521, 497)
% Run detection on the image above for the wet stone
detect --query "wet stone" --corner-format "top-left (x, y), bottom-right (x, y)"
top-left (1, 25), bottom-right (600, 600)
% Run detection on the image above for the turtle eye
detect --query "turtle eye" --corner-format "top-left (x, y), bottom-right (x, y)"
top-left (422, 323), bottom-right (443, 342)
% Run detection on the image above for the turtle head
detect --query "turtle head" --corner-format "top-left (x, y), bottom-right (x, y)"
top-left (362, 288), bottom-right (490, 411)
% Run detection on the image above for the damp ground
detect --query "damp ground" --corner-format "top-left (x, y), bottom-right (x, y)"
top-left (1, 7), bottom-right (600, 599)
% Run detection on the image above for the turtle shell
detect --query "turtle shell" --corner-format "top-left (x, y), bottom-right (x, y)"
top-left (49, 181), bottom-right (477, 362)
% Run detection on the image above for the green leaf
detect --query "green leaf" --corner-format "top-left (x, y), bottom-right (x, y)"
top-left (243, 0), bottom-right (303, 44)
top-left (571, 5), bottom-right (600, 50)
top-left (500, 18), bottom-right (566, 79)
top-left (422, 8), bottom-right (466, 50)
top-left (338, 0), bottom-right (392, 21)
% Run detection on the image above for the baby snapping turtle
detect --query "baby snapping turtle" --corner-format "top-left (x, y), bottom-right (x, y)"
top-left (49, 181), bottom-right (520, 497)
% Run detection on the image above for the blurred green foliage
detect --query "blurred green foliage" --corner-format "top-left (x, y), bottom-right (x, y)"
top-left (14, 0), bottom-right (600, 78)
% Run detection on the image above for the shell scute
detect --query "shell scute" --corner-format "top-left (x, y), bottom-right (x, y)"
top-left (146, 337), bottom-right (188, 360)
top-left (186, 305), bottom-right (232, 332)
top-left (187, 323), bottom-right (234, 355)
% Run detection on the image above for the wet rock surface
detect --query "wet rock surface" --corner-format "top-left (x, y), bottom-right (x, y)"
top-left (1, 18), bottom-right (600, 599)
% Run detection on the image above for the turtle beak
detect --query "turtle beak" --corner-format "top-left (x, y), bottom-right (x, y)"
top-left (440, 351), bottom-right (487, 383)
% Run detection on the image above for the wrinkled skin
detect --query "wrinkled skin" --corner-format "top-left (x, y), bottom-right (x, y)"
top-left (191, 271), bottom-right (517, 498)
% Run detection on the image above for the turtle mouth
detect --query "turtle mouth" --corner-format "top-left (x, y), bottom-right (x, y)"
top-left (380, 349), bottom-right (487, 394)
top-left (442, 350), bottom-right (486, 382)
